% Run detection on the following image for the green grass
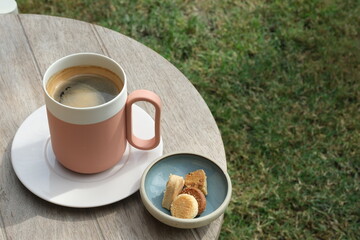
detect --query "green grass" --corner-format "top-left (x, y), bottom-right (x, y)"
top-left (17, 0), bottom-right (360, 239)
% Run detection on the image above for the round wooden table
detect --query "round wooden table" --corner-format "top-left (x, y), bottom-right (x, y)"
top-left (0, 14), bottom-right (227, 239)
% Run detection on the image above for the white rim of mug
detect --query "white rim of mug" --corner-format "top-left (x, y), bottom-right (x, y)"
top-left (43, 52), bottom-right (127, 111)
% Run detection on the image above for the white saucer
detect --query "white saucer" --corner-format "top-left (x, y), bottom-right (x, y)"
top-left (11, 105), bottom-right (163, 208)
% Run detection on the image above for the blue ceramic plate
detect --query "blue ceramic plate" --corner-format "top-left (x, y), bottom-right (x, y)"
top-left (140, 152), bottom-right (232, 229)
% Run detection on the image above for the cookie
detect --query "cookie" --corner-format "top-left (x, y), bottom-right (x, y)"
top-left (180, 187), bottom-right (206, 215)
top-left (162, 174), bottom-right (185, 210)
top-left (170, 194), bottom-right (198, 219)
top-left (184, 169), bottom-right (207, 195)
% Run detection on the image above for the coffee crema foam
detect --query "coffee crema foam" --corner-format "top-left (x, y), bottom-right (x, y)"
top-left (47, 66), bottom-right (123, 108)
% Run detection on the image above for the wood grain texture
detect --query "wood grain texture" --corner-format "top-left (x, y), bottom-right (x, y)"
top-left (0, 14), bottom-right (227, 239)
top-left (0, 14), bottom-right (103, 240)
top-left (0, 209), bottom-right (5, 240)
top-left (19, 14), bottom-right (104, 74)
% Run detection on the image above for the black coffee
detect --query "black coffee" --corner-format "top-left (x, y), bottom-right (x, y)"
top-left (47, 66), bottom-right (123, 108)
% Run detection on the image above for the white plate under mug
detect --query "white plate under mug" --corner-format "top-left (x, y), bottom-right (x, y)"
top-left (11, 105), bottom-right (163, 208)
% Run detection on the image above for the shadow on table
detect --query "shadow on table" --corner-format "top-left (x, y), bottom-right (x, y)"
top-left (94, 192), bottom-right (216, 239)
top-left (0, 140), bottom-right (98, 227)
top-left (0, 140), bottom-right (216, 239)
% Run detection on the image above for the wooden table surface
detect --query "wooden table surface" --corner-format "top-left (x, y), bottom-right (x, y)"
top-left (0, 14), bottom-right (226, 240)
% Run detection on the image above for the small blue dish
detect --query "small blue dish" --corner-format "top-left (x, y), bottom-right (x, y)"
top-left (140, 152), bottom-right (232, 229)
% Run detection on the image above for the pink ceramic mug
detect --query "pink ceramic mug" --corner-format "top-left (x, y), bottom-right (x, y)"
top-left (43, 53), bottom-right (161, 174)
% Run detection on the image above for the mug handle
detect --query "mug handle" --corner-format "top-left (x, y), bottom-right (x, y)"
top-left (126, 89), bottom-right (161, 150)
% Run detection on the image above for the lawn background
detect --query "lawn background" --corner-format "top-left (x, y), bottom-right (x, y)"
top-left (17, 0), bottom-right (360, 239)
